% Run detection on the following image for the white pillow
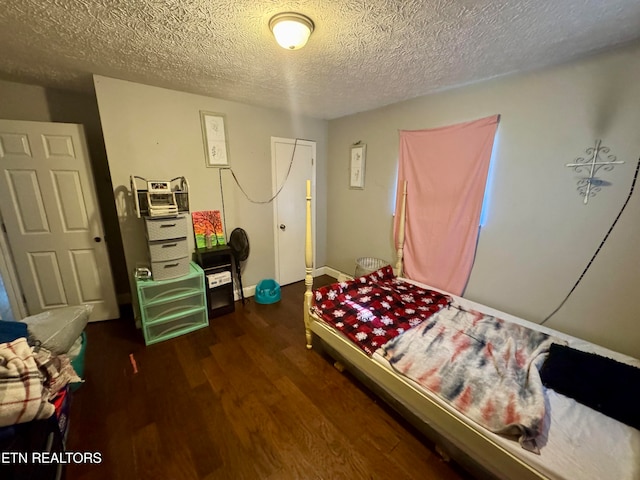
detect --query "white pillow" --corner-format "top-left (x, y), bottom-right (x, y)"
top-left (21, 305), bottom-right (92, 354)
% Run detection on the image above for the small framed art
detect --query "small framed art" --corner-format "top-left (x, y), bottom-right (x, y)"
top-left (349, 143), bottom-right (366, 189)
top-left (201, 111), bottom-right (230, 167)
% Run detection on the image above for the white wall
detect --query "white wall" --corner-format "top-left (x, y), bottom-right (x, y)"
top-left (0, 79), bottom-right (51, 121)
top-left (326, 41), bottom-right (640, 358)
top-left (94, 75), bottom-right (328, 296)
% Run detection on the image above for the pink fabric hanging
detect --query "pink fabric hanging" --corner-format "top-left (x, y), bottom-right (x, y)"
top-left (394, 115), bottom-right (499, 295)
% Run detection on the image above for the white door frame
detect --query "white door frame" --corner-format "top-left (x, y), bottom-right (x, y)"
top-left (0, 119), bottom-right (118, 321)
top-left (271, 137), bottom-right (316, 284)
top-left (0, 210), bottom-right (27, 319)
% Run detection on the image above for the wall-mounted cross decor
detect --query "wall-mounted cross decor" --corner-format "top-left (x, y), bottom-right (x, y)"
top-left (565, 139), bottom-right (624, 204)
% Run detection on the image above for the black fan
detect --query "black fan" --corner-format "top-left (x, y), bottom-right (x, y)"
top-left (228, 228), bottom-right (250, 304)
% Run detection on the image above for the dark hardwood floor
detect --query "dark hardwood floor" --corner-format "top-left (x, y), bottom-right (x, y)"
top-left (66, 276), bottom-right (473, 480)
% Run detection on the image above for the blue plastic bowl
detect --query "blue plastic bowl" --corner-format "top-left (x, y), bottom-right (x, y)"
top-left (255, 279), bottom-right (281, 304)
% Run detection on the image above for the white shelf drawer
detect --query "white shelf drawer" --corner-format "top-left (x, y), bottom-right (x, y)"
top-left (145, 215), bottom-right (188, 241)
top-left (151, 256), bottom-right (190, 281)
top-left (149, 238), bottom-right (188, 262)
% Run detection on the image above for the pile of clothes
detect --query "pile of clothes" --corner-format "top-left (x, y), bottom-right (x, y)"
top-left (0, 305), bottom-right (91, 429)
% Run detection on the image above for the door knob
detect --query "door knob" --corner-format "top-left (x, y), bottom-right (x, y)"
top-left (279, 224), bottom-right (286, 231)
top-left (94, 237), bottom-right (102, 243)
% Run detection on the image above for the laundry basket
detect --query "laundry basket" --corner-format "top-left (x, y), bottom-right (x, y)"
top-left (355, 257), bottom-right (390, 278)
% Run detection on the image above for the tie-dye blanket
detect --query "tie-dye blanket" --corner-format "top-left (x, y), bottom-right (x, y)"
top-left (382, 305), bottom-right (556, 452)
top-left (312, 266), bottom-right (451, 355)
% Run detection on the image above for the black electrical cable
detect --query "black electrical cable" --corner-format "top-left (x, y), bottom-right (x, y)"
top-left (218, 168), bottom-right (227, 240)
top-left (540, 155), bottom-right (640, 325)
top-left (217, 139), bottom-right (300, 240)
top-left (226, 138), bottom-right (299, 205)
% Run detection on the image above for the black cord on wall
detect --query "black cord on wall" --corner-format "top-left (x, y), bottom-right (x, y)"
top-left (218, 167), bottom-right (228, 240)
top-left (216, 139), bottom-right (300, 239)
top-left (540, 155), bottom-right (640, 325)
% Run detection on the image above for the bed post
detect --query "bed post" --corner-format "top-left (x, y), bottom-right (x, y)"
top-left (395, 180), bottom-right (408, 277)
top-left (304, 179), bottom-right (314, 349)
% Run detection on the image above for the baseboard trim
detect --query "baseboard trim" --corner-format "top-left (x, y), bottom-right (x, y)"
top-left (235, 284), bottom-right (256, 301)
top-left (232, 266), bottom-right (352, 301)
top-left (316, 266), bottom-right (337, 278)
top-left (315, 266), bottom-right (353, 282)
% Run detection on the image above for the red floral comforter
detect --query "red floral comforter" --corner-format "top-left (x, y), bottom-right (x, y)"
top-left (312, 266), bottom-right (451, 355)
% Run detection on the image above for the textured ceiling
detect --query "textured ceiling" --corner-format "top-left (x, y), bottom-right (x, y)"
top-left (1, 0), bottom-right (640, 119)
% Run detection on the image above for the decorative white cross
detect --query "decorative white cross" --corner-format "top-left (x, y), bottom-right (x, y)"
top-left (565, 140), bottom-right (624, 204)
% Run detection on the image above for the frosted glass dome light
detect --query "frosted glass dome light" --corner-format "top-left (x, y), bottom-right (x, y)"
top-left (269, 12), bottom-right (314, 50)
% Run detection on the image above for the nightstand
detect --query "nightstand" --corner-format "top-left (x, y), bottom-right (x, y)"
top-left (194, 246), bottom-right (235, 318)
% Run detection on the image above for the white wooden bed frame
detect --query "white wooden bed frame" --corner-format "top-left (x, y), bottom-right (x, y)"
top-left (302, 180), bottom-right (548, 480)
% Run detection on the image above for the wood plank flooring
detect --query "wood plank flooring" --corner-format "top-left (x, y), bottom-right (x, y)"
top-left (65, 276), bottom-right (473, 480)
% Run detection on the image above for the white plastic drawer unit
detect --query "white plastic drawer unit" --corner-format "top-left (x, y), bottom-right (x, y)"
top-left (145, 215), bottom-right (188, 241)
top-left (137, 262), bottom-right (204, 304)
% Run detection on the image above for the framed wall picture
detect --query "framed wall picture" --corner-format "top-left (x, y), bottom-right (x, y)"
top-left (349, 144), bottom-right (366, 189)
top-left (201, 111), bottom-right (230, 167)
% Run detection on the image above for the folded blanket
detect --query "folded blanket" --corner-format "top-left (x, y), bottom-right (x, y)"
top-left (382, 305), bottom-right (557, 452)
top-left (33, 345), bottom-right (82, 398)
top-left (0, 338), bottom-right (54, 427)
top-left (539, 343), bottom-right (640, 430)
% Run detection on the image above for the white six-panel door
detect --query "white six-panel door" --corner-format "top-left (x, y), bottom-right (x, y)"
top-left (0, 119), bottom-right (118, 321)
top-left (271, 137), bottom-right (316, 286)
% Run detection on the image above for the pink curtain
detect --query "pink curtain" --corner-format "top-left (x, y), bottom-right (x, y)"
top-left (394, 115), bottom-right (499, 295)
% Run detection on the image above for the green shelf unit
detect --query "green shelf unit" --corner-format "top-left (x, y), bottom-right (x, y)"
top-left (135, 262), bottom-right (208, 345)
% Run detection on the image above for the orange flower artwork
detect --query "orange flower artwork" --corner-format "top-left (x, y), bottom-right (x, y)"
top-left (192, 210), bottom-right (225, 247)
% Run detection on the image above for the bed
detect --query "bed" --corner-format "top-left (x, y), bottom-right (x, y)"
top-left (301, 181), bottom-right (640, 480)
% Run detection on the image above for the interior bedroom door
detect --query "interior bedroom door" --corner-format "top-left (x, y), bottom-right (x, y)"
top-left (0, 119), bottom-right (118, 321)
top-left (271, 137), bottom-right (315, 286)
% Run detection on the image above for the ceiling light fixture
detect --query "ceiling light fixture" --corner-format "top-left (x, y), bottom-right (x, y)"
top-left (269, 12), bottom-right (314, 50)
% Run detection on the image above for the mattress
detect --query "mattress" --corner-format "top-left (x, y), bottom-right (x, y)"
top-left (436, 286), bottom-right (640, 480)
top-left (313, 278), bottom-right (640, 480)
